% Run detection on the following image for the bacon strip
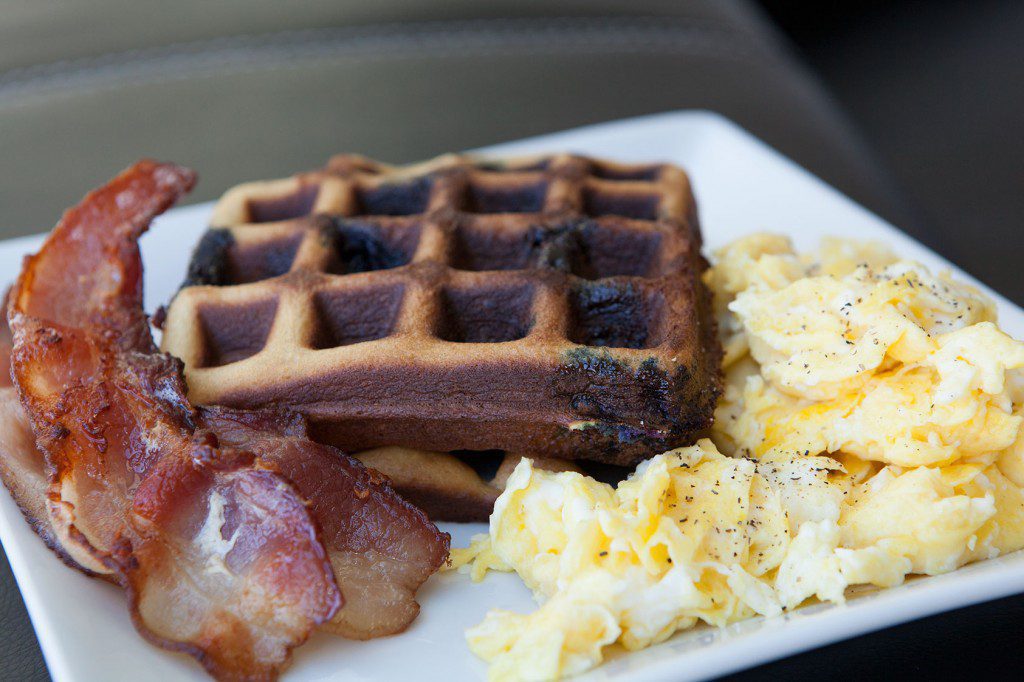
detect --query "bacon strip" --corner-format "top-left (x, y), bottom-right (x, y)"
top-left (0, 386), bottom-right (94, 572)
top-left (199, 407), bottom-right (450, 638)
top-left (0, 309), bottom-right (103, 576)
top-left (3, 160), bottom-right (451, 680)
top-left (7, 162), bottom-right (341, 679)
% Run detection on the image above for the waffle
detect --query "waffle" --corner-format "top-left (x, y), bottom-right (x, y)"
top-left (161, 153), bottom-right (722, 466)
top-left (352, 448), bottom-right (584, 522)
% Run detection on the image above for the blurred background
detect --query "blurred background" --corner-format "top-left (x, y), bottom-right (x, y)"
top-left (1, 0), bottom-right (1020, 305)
top-left (765, 0), bottom-right (1024, 304)
top-left (0, 1), bottom-right (1020, 680)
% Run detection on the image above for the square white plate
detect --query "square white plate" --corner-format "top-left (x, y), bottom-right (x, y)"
top-left (2, 111), bottom-right (1023, 682)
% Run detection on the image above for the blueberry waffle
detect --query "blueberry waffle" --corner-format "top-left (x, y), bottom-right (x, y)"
top-left (160, 153), bottom-right (722, 466)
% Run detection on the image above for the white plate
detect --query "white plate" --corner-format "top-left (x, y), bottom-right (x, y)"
top-left (2, 111), bottom-right (1023, 682)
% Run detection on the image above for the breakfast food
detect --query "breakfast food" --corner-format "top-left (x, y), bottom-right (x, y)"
top-left (452, 234), bottom-right (1024, 680)
top-left (160, 153), bottom-right (721, 467)
top-left (354, 447), bottom-right (585, 522)
top-left (0, 162), bottom-right (449, 679)
top-left (6, 145), bottom-right (1022, 682)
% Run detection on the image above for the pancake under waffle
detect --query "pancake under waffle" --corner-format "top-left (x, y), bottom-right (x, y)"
top-left (161, 153), bottom-right (722, 466)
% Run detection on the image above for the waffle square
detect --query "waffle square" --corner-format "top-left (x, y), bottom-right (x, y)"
top-left (161, 153), bottom-right (722, 466)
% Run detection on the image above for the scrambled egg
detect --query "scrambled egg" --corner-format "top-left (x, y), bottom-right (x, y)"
top-left (451, 234), bottom-right (1024, 680)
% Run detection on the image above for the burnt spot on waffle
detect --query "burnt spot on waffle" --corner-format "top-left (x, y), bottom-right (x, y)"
top-left (183, 227), bottom-right (304, 287)
top-left (162, 153), bottom-right (722, 466)
top-left (567, 282), bottom-right (664, 349)
top-left (527, 221), bottom-right (587, 274)
top-left (328, 219), bottom-right (420, 274)
top-left (183, 229), bottom-right (235, 287)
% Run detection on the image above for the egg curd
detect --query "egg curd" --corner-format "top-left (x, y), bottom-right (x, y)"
top-left (449, 234), bottom-right (1024, 681)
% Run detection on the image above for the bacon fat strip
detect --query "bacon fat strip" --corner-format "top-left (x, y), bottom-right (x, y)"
top-left (7, 162), bottom-right (342, 680)
top-left (198, 406), bottom-right (451, 639)
top-left (0, 386), bottom-right (100, 575)
top-left (0, 307), bottom-right (107, 576)
top-left (0, 315), bottom-right (82, 571)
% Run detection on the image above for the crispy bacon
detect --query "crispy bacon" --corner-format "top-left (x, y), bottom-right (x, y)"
top-left (0, 386), bottom-right (95, 572)
top-left (198, 407), bottom-right (450, 638)
top-left (7, 162), bottom-right (341, 680)
top-left (0, 310), bottom-right (103, 575)
top-left (3, 160), bottom-right (450, 680)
